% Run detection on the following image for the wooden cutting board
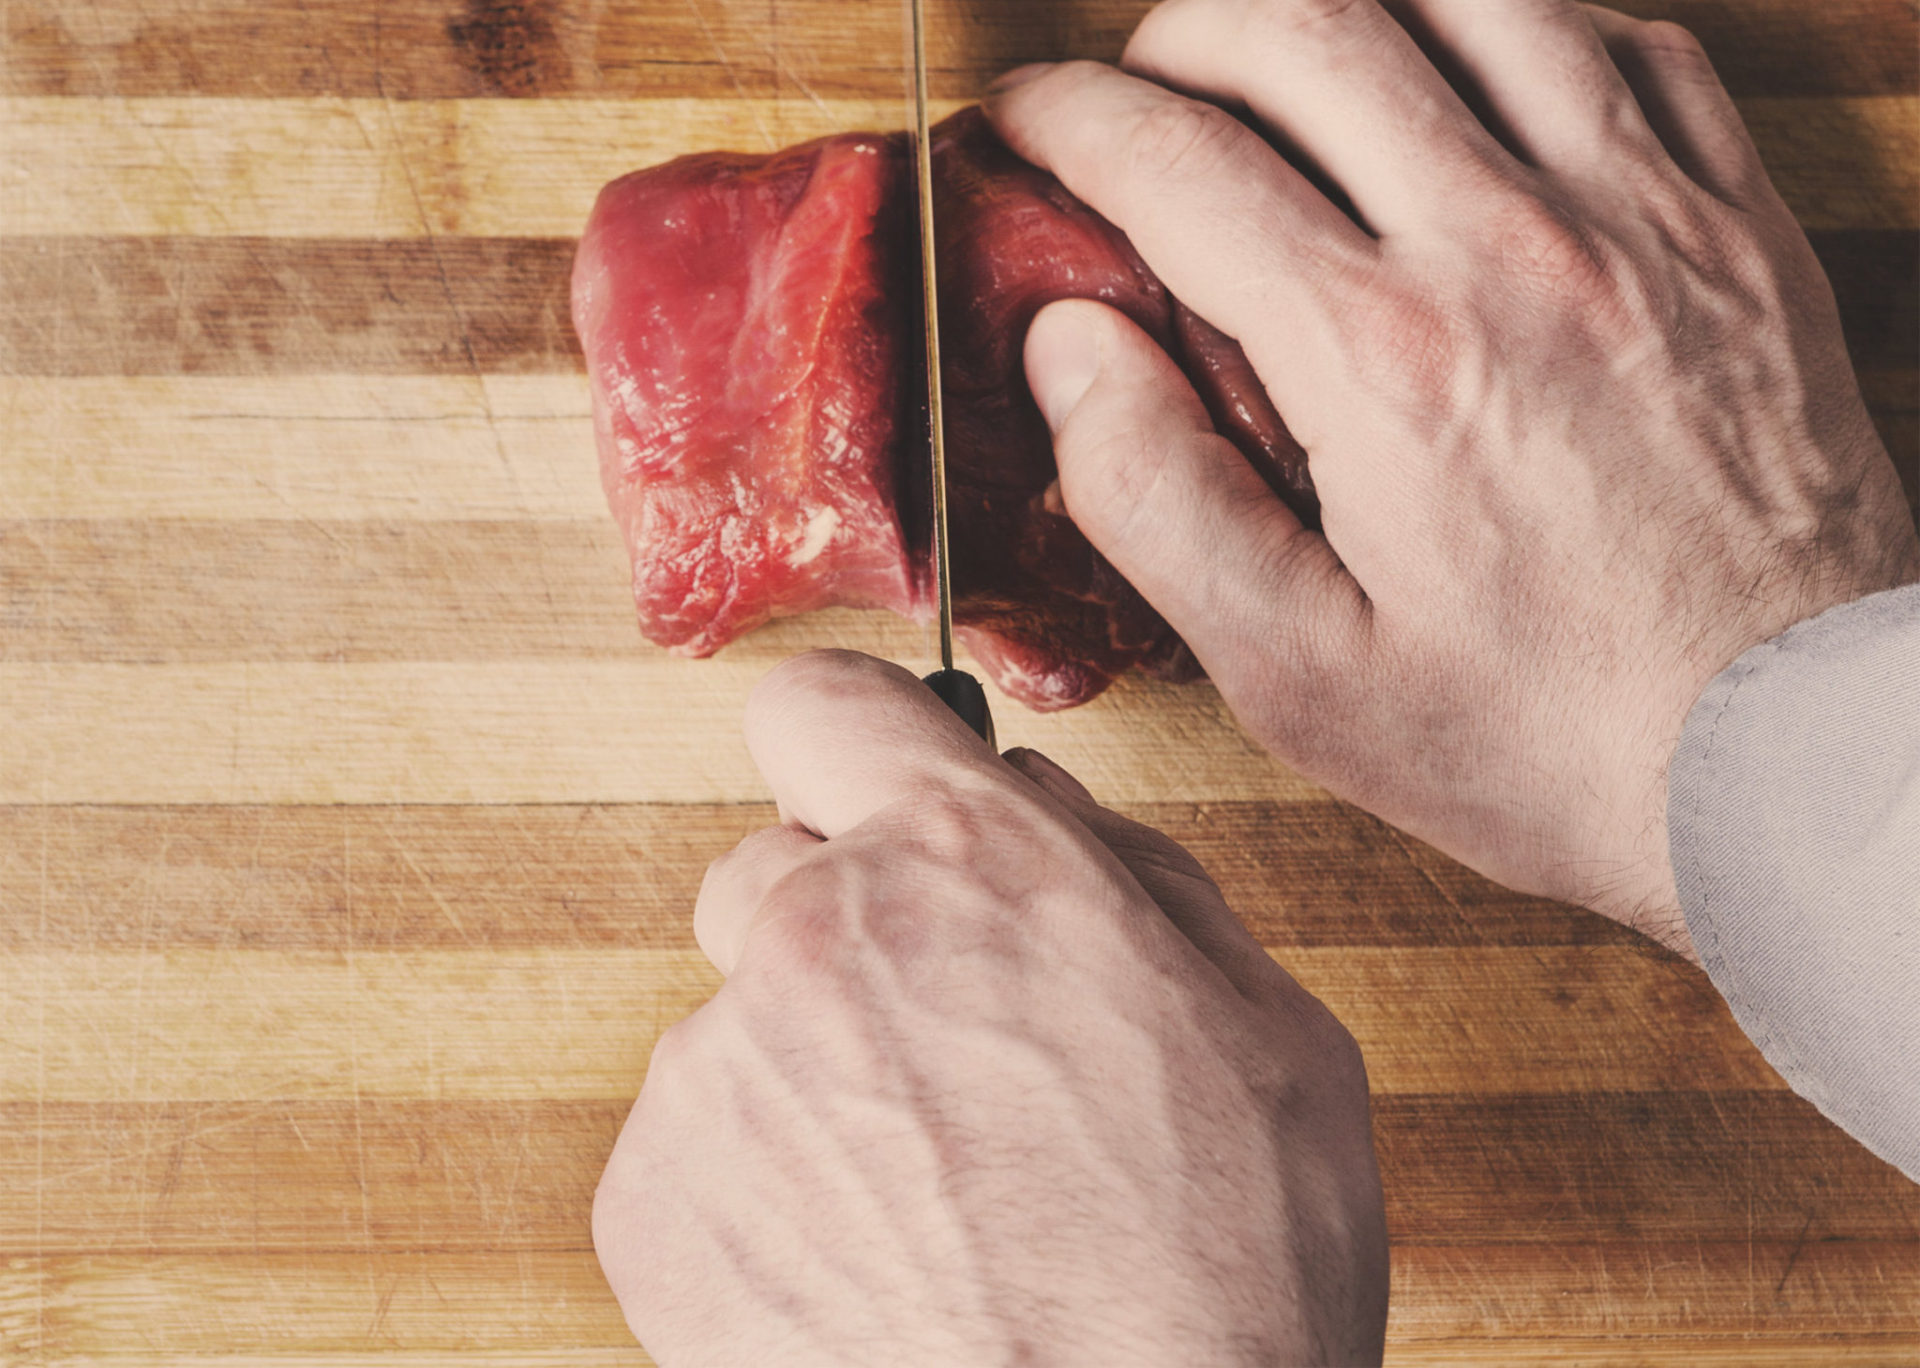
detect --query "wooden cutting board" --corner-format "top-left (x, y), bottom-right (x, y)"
top-left (2, 1), bottom-right (1916, 1362)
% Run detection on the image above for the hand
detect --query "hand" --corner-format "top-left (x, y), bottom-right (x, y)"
top-left (593, 651), bottom-right (1388, 1366)
top-left (986, 0), bottom-right (1920, 959)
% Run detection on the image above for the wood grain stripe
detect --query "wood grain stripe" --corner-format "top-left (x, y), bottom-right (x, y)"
top-left (1391, 1341), bottom-right (1920, 1367)
top-left (0, 947), bottom-right (1783, 1099)
top-left (0, 1246), bottom-right (1911, 1358)
top-left (0, 802), bottom-right (1640, 951)
top-left (5, 370), bottom-right (1913, 522)
top-left (5, 1094), bottom-right (1911, 1253)
top-left (2, 0), bottom-right (1912, 99)
top-left (1, 377), bottom-right (597, 521)
top-left (3, 233), bottom-right (1908, 376)
top-left (0, 662), bottom-right (1326, 805)
top-left (0, 97), bottom-right (968, 238)
top-left (3, 1253), bottom-right (633, 1356)
top-left (1374, 1094), bottom-right (1920, 1244)
top-left (2, 519), bottom-right (645, 662)
top-left (2, 97), bottom-right (1912, 236)
top-left (1383, 1244), bottom-right (1920, 1336)
top-left (0, 238), bottom-right (582, 376)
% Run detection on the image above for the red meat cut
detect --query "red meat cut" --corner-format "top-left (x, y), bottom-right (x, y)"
top-left (572, 106), bottom-right (1311, 710)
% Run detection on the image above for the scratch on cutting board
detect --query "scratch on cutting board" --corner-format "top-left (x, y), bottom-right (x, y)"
top-left (1378, 822), bottom-right (1476, 937)
top-left (343, 827), bottom-right (382, 1324)
top-left (386, 821), bottom-right (472, 940)
top-left (366, 13), bottom-right (529, 511)
top-left (682, 0), bottom-right (772, 148)
top-left (763, 0), bottom-right (830, 121)
top-left (1773, 1207), bottom-right (1817, 1295)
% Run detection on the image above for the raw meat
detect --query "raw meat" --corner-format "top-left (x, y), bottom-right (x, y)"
top-left (573, 106), bottom-right (1312, 710)
top-left (571, 132), bottom-right (918, 658)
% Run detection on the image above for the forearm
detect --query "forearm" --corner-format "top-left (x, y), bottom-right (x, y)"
top-left (1669, 582), bottom-right (1920, 1180)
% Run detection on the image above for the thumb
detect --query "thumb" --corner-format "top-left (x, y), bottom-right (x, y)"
top-left (1023, 298), bottom-right (1362, 697)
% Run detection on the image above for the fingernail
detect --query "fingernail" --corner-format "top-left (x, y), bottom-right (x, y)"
top-left (986, 62), bottom-right (1051, 97)
top-left (1005, 747), bottom-right (1096, 804)
top-left (1025, 306), bottom-right (1099, 434)
top-left (1040, 479), bottom-right (1066, 516)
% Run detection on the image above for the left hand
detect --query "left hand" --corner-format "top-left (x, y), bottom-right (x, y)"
top-left (985, 0), bottom-right (1920, 958)
top-left (593, 650), bottom-right (1388, 1366)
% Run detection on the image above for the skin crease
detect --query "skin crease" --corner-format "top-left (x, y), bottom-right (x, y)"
top-left (595, 0), bottom-right (1920, 1361)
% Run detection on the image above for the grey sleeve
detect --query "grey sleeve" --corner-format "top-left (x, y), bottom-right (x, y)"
top-left (1669, 582), bottom-right (1920, 1181)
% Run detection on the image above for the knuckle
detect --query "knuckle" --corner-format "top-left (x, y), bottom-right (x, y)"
top-left (1290, 993), bottom-right (1369, 1086)
top-left (1046, 57), bottom-right (1116, 98)
top-left (1243, 0), bottom-right (1370, 43)
top-left (631, 1016), bottom-right (710, 1118)
top-left (749, 648), bottom-right (895, 725)
top-left (1493, 196), bottom-right (1617, 302)
top-left (1346, 283), bottom-right (1463, 401)
top-left (1104, 820), bottom-right (1214, 887)
top-left (1473, 193), bottom-right (1665, 340)
top-left (887, 785), bottom-right (1012, 871)
top-left (1637, 18), bottom-right (1711, 67)
top-left (1121, 96), bottom-right (1253, 186)
top-left (643, 1015), bottom-right (702, 1079)
top-left (748, 864), bottom-right (849, 972)
top-left (1060, 420), bottom-right (1169, 546)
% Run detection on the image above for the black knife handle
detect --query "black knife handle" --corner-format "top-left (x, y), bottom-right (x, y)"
top-left (922, 667), bottom-right (995, 748)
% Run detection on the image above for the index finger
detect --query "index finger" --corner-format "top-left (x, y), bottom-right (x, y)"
top-left (984, 62), bottom-right (1373, 374)
top-left (744, 650), bottom-right (1012, 839)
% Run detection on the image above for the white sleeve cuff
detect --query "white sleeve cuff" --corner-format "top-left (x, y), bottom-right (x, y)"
top-left (1669, 582), bottom-right (1920, 1182)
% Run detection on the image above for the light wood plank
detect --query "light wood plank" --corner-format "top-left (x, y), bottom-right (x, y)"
top-left (0, 947), bottom-right (1781, 1101)
top-left (2, 1245), bottom-right (1913, 1358)
top-left (2, 97), bottom-right (1912, 236)
top-left (0, 97), bottom-right (962, 238)
top-left (5, 1252), bottom-right (634, 1357)
top-left (8, 1340), bottom-right (1906, 1367)
top-left (0, 802), bottom-right (1635, 952)
top-left (1, 518), bottom-right (649, 662)
top-left (4, 367), bottom-right (1912, 522)
top-left (2, 0), bottom-right (1913, 99)
top-left (21, 1358), bottom-right (653, 1367)
top-left (0, 662), bottom-right (1327, 804)
top-left (1, 377), bottom-right (597, 522)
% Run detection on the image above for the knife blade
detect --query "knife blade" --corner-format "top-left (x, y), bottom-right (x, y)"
top-left (907, 0), bottom-right (994, 747)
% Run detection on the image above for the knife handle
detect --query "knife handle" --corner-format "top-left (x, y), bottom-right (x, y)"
top-left (922, 667), bottom-right (995, 748)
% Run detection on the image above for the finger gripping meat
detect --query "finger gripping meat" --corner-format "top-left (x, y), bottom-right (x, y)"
top-left (572, 107), bottom-right (1313, 710)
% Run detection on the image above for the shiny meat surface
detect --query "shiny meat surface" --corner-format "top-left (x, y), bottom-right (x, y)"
top-left (573, 107), bottom-right (1312, 709)
top-left (572, 133), bottom-right (920, 658)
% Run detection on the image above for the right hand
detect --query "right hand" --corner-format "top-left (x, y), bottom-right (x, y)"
top-left (986, 0), bottom-right (1920, 959)
top-left (594, 652), bottom-right (1388, 1366)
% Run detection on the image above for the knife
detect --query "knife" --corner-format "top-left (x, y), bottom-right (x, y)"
top-left (907, 0), bottom-right (995, 747)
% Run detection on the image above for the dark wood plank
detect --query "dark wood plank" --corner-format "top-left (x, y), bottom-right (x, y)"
top-left (4, 1093), bottom-right (1912, 1255)
top-left (4, 232), bottom-right (1906, 376)
top-left (1387, 1242), bottom-right (1920, 1337)
top-left (0, 238), bottom-right (581, 377)
top-left (5, 1251), bottom-right (1914, 1356)
top-left (3, 0), bottom-right (1912, 98)
top-left (1375, 1093), bottom-right (1920, 1245)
